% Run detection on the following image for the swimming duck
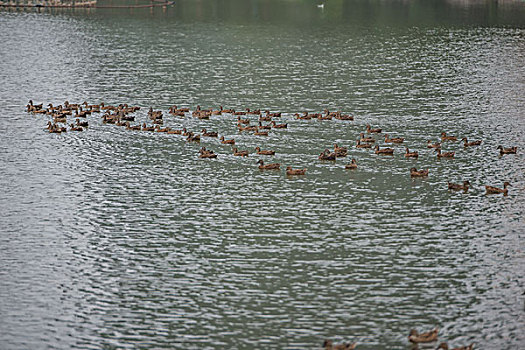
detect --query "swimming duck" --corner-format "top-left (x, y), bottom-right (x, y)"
top-left (356, 140), bottom-right (372, 148)
top-left (436, 149), bottom-right (455, 158)
top-left (199, 147), bottom-right (217, 159)
top-left (384, 134), bottom-right (404, 143)
top-left (286, 166), bottom-right (307, 175)
top-left (359, 133), bottom-right (375, 143)
top-left (436, 342), bottom-right (474, 350)
top-left (233, 110), bottom-right (247, 116)
top-left (259, 115), bottom-right (273, 121)
top-left (220, 136), bottom-right (235, 145)
top-left (167, 128), bottom-right (184, 134)
top-left (76, 119), bottom-right (88, 128)
top-left (366, 124), bottom-right (382, 133)
top-left (155, 126), bottom-right (171, 133)
top-left (247, 108), bottom-right (261, 115)
top-left (253, 130), bottom-right (269, 136)
top-left (142, 123), bottom-right (155, 132)
top-left (237, 116), bottom-right (250, 124)
top-left (265, 110), bottom-right (281, 118)
top-left (345, 158), bottom-right (358, 169)
top-left (334, 144), bottom-right (348, 157)
top-left (125, 122), bottom-right (141, 131)
top-left (427, 140), bottom-right (442, 149)
top-left (448, 180), bottom-right (471, 192)
top-left (258, 121), bottom-right (272, 130)
top-left (335, 113), bottom-right (354, 121)
top-left (186, 133), bottom-right (201, 142)
top-left (405, 147), bottom-right (419, 158)
top-left (255, 147), bottom-right (275, 155)
top-left (374, 145), bottom-right (394, 155)
top-left (408, 328), bottom-right (439, 343)
top-left (69, 123), bottom-right (83, 132)
top-left (201, 128), bottom-right (218, 137)
top-left (319, 149), bottom-right (337, 161)
top-left (322, 339), bottom-right (357, 350)
top-left (271, 121), bottom-right (287, 129)
top-left (497, 145), bottom-right (517, 155)
top-left (441, 132), bottom-right (457, 142)
top-left (257, 160), bottom-right (280, 170)
top-left (232, 147), bottom-right (249, 157)
top-left (461, 137), bottom-right (482, 147)
top-left (485, 181), bottom-right (510, 196)
top-left (410, 168), bottom-right (429, 177)
top-left (295, 112), bottom-right (312, 120)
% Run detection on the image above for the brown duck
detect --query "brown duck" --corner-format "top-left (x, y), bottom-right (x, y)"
top-left (410, 168), bottom-right (429, 177)
top-left (485, 182), bottom-right (510, 196)
top-left (286, 166), bottom-right (306, 175)
top-left (448, 181), bottom-right (470, 192)
top-left (257, 160), bottom-right (280, 170)
top-left (408, 328), bottom-right (439, 343)
top-left (322, 339), bottom-right (356, 350)
top-left (436, 342), bottom-right (474, 350)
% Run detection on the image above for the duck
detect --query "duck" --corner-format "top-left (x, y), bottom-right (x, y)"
top-left (448, 180), bottom-right (471, 192)
top-left (75, 119), bottom-right (88, 128)
top-left (201, 128), bottom-right (218, 137)
top-left (47, 122), bottom-right (63, 133)
top-left (259, 115), bottom-right (273, 122)
top-left (253, 130), bottom-right (269, 136)
top-left (258, 121), bottom-right (272, 130)
top-left (384, 134), bottom-right (404, 143)
top-left (265, 110), bottom-right (281, 118)
top-left (238, 124), bottom-right (258, 132)
top-left (69, 123), bottom-right (83, 132)
top-left (125, 122), bottom-right (141, 131)
top-left (345, 158), bottom-right (358, 169)
top-left (220, 106), bottom-right (235, 114)
top-left (186, 133), bottom-right (201, 142)
top-left (427, 140), bottom-right (442, 149)
top-left (335, 113), bottom-right (354, 121)
top-left (167, 128), bottom-right (184, 135)
top-left (220, 136), bottom-right (235, 145)
top-left (257, 160), bottom-right (280, 170)
top-left (237, 116), bottom-right (250, 124)
top-left (199, 147), bottom-right (217, 159)
top-left (319, 149), bottom-right (337, 161)
top-left (485, 181), bottom-right (510, 196)
top-left (247, 108), bottom-right (261, 115)
top-left (374, 145), bottom-right (394, 155)
top-left (295, 112), bottom-right (312, 120)
top-left (410, 168), bottom-right (429, 177)
top-left (497, 145), bottom-right (517, 155)
top-left (441, 132), bottom-right (457, 142)
top-left (334, 144), bottom-right (348, 157)
top-left (141, 123), bottom-right (155, 132)
top-left (255, 147), bottom-right (275, 155)
top-left (436, 149), bottom-right (455, 158)
top-left (155, 125), bottom-right (171, 133)
top-left (233, 109), bottom-right (247, 116)
top-left (286, 166), bottom-right (307, 175)
top-left (182, 128), bottom-right (191, 137)
top-left (270, 121), bottom-right (287, 129)
top-left (408, 328), bottom-right (439, 343)
top-left (461, 137), bottom-right (482, 147)
top-left (53, 116), bottom-right (67, 123)
top-left (436, 342), bottom-right (474, 350)
top-left (356, 140), bottom-right (372, 148)
top-left (366, 124), bottom-right (382, 133)
top-left (405, 147), bottom-right (419, 158)
top-left (322, 339), bottom-right (357, 350)
top-left (232, 147), bottom-right (249, 157)
top-left (359, 133), bottom-right (375, 143)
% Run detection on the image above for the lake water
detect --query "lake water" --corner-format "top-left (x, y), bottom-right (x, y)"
top-left (0, 1), bottom-right (524, 349)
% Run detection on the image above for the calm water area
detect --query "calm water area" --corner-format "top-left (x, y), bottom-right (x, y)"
top-left (1, 0), bottom-right (525, 349)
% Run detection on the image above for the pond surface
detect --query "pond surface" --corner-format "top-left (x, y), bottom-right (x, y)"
top-left (1, 1), bottom-right (524, 349)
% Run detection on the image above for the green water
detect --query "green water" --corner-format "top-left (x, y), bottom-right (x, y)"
top-left (0, 1), bottom-right (524, 349)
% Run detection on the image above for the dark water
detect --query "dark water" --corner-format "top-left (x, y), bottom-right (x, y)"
top-left (1, 1), bottom-right (524, 349)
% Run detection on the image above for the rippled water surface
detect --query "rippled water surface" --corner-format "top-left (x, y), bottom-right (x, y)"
top-left (1, 1), bottom-right (525, 349)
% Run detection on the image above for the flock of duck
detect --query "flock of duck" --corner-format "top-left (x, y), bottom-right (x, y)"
top-left (27, 99), bottom-right (517, 195)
